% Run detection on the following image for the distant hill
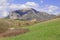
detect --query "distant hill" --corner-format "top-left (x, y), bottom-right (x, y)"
top-left (7, 8), bottom-right (56, 21)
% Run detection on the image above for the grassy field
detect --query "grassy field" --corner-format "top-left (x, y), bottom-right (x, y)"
top-left (0, 18), bottom-right (60, 40)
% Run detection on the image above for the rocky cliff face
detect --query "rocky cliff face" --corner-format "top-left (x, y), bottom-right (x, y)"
top-left (7, 8), bottom-right (56, 21)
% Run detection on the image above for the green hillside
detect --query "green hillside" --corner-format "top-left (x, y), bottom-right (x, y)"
top-left (0, 18), bottom-right (60, 40)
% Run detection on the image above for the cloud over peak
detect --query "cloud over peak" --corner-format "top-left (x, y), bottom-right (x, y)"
top-left (9, 2), bottom-right (39, 10)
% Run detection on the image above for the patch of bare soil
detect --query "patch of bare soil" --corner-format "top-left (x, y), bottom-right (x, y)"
top-left (0, 28), bottom-right (29, 37)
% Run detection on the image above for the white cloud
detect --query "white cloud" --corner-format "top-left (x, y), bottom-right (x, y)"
top-left (48, 5), bottom-right (58, 11)
top-left (9, 2), bottom-right (39, 10)
top-left (9, 4), bottom-right (20, 10)
top-left (25, 2), bottom-right (39, 7)
top-left (0, 0), bottom-right (9, 6)
top-left (0, 0), bottom-right (9, 18)
top-left (0, 0), bottom-right (7, 5)
top-left (9, 4), bottom-right (31, 10)
top-left (40, 5), bottom-right (59, 14)
top-left (2, 11), bottom-right (8, 17)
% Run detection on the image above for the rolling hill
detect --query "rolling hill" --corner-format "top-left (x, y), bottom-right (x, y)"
top-left (0, 18), bottom-right (60, 40)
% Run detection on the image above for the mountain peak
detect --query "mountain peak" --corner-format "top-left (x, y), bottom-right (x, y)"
top-left (7, 8), bottom-right (56, 21)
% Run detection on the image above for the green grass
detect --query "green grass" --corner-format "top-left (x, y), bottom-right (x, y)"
top-left (0, 18), bottom-right (60, 40)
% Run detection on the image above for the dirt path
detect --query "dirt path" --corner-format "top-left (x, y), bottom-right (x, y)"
top-left (0, 28), bottom-right (29, 37)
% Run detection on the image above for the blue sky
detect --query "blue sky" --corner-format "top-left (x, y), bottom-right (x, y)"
top-left (11, 0), bottom-right (60, 6)
top-left (0, 0), bottom-right (60, 18)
